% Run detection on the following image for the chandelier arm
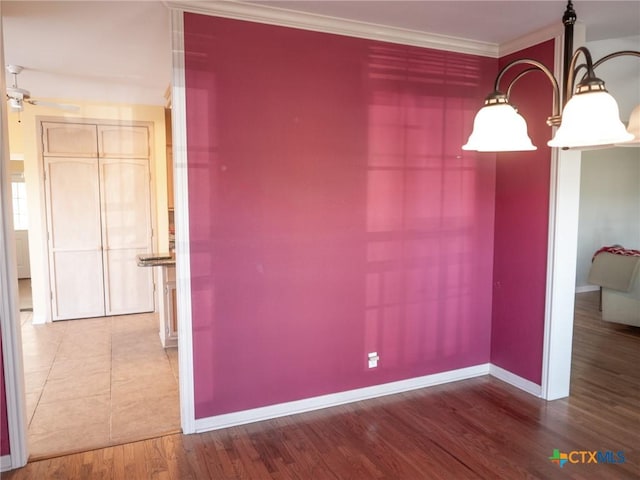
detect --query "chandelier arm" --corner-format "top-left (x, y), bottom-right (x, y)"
top-left (590, 50), bottom-right (640, 77)
top-left (564, 46), bottom-right (596, 104)
top-left (572, 63), bottom-right (589, 82)
top-left (495, 58), bottom-right (561, 124)
top-left (505, 68), bottom-right (539, 98)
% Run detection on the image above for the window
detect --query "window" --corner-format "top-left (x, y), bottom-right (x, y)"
top-left (11, 175), bottom-right (28, 230)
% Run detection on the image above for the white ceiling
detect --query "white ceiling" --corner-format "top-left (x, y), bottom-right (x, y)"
top-left (249, 1), bottom-right (640, 44)
top-left (1, 1), bottom-right (639, 107)
top-left (2, 1), bottom-right (172, 106)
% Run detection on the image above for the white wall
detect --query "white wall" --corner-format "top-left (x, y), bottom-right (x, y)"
top-left (576, 147), bottom-right (640, 288)
top-left (586, 35), bottom-right (640, 120)
top-left (575, 35), bottom-right (640, 290)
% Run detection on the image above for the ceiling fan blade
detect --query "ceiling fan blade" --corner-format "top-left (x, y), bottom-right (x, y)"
top-left (26, 99), bottom-right (80, 111)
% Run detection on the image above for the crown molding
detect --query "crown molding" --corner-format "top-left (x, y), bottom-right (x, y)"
top-left (165, 0), bottom-right (498, 58)
top-left (499, 21), bottom-right (565, 57)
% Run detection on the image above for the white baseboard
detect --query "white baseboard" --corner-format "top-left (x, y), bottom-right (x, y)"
top-left (489, 364), bottom-right (542, 397)
top-left (30, 312), bottom-right (46, 325)
top-left (575, 285), bottom-right (599, 293)
top-left (195, 363), bottom-right (491, 432)
top-left (193, 362), bottom-right (547, 434)
top-left (1, 455), bottom-right (12, 472)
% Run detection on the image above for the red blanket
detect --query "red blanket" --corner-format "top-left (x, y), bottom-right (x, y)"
top-left (593, 245), bottom-right (640, 261)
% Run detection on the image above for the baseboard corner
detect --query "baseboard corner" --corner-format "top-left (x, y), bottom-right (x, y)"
top-left (30, 312), bottom-right (47, 325)
top-left (489, 364), bottom-right (542, 397)
top-left (1, 455), bottom-right (13, 472)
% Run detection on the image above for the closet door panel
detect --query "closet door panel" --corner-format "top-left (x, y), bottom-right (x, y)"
top-left (42, 123), bottom-right (98, 157)
top-left (103, 248), bottom-right (153, 314)
top-left (98, 125), bottom-right (150, 158)
top-left (100, 158), bottom-right (154, 315)
top-left (52, 251), bottom-right (105, 319)
top-left (45, 157), bottom-right (105, 320)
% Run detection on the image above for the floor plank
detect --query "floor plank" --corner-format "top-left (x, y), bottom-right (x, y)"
top-left (5, 292), bottom-right (639, 479)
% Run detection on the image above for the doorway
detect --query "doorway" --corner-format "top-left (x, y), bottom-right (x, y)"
top-left (9, 115), bottom-right (180, 460)
top-left (10, 163), bottom-right (33, 313)
top-left (41, 121), bottom-right (155, 320)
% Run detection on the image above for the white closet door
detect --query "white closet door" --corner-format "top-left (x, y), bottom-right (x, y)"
top-left (45, 157), bottom-right (105, 320)
top-left (98, 125), bottom-right (150, 158)
top-left (42, 122), bottom-right (99, 157)
top-left (100, 158), bottom-right (154, 315)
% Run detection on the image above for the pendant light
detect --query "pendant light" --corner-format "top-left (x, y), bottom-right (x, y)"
top-left (463, 1), bottom-right (640, 152)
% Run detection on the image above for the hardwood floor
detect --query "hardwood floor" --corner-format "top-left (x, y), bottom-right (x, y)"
top-left (5, 291), bottom-right (640, 479)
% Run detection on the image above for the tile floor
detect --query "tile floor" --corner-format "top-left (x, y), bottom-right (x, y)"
top-left (18, 278), bottom-right (32, 311)
top-left (20, 311), bottom-right (180, 460)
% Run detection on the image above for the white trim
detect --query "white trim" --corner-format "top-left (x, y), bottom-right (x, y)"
top-left (195, 364), bottom-right (491, 432)
top-left (540, 25), bottom-right (585, 402)
top-left (171, 9), bottom-right (196, 435)
top-left (541, 148), bottom-right (581, 401)
top-left (489, 364), bottom-right (542, 397)
top-left (541, 33), bottom-right (565, 403)
top-left (0, 11), bottom-right (29, 469)
top-left (575, 285), bottom-right (599, 293)
top-left (30, 312), bottom-right (47, 325)
top-left (9, 153), bottom-right (24, 162)
top-left (166, 0), bottom-right (498, 58)
top-left (499, 22), bottom-right (565, 58)
top-left (0, 455), bottom-right (12, 472)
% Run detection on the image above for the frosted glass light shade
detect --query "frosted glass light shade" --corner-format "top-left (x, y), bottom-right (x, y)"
top-left (617, 104), bottom-right (640, 146)
top-left (462, 104), bottom-right (536, 152)
top-left (548, 90), bottom-right (634, 149)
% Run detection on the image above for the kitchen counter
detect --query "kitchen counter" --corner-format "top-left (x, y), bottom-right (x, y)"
top-left (137, 253), bottom-right (176, 267)
top-left (136, 253), bottom-right (177, 347)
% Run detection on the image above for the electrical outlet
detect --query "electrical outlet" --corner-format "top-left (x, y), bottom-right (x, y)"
top-left (368, 352), bottom-right (379, 368)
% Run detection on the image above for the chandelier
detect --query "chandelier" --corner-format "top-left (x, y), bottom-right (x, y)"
top-left (463, 1), bottom-right (640, 151)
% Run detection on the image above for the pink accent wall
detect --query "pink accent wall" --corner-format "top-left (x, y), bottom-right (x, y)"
top-left (1, 335), bottom-right (9, 456)
top-left (184, 14), bottom-right (498, 418)
top-left (490, 40), bottom-right (555, 384)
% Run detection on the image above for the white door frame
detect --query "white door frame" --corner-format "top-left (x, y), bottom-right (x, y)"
top-left (0, 173), bottom-right (29, 470)
top-left (539, 27), bottom-right (585, 401)
top-left (0, 6), bottom-right (29, 469)
top-left (170, 9), bottom-right (196, 434)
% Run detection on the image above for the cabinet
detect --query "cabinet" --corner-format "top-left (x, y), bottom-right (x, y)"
top-left (165, 108), bottom-right (174, 210)
top-left (158, 265), bottom-right (177, 347)
top-left (42, 121), bottom-right (155, 320)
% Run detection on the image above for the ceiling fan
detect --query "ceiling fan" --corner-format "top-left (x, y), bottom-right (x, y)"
top-left (6, 64), bottom-right (79, 113)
